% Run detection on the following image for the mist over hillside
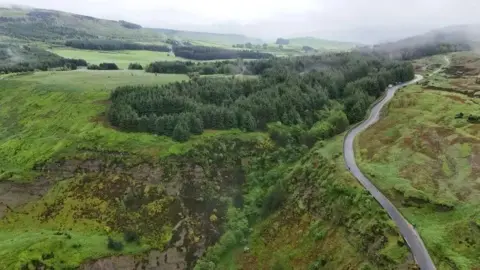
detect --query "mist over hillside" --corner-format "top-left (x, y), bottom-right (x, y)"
top-left (360, 24), bottom-right (480, 60)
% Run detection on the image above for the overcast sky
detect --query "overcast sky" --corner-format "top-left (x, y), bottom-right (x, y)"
top-left (2, 0), bottom-right (480, 43)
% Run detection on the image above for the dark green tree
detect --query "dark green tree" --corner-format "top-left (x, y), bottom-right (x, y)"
top-left (241, 112), bottom-right (256, 132)
top-left (137, 116), bottom-right (149, 132)
top-left (224, 110), bottom-right (238, 129)
top-left (190, 116), bottom-right (204, 135)
top-left (172, 121), bottom-right (191, 142)
top-left (327, 110), bottom-right (350, 134)
top-left (128, 63), bottom-right (143, 70)
top-left (107, 51), bottom-right (415, 142)
top-left (154, 117), bottom-right (165, 135)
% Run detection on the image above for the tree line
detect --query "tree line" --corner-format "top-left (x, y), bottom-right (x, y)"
top-left (145, 60), bottom-right (248, 75)
top-left (65, 39), bottom-right (171, 52)
top-left (128, 63), bottom-right (143, 70)
top-left (172, 45), bottom-right (272, 60)
top-left (108, 52), bottom-right (414, 142)
top-left (232, 43), bottom-right (269, 50)
top-left (0, 44), bottom-right (87, 74)
top-left (87, 62), bottom-right (119, 70)
top-left (0, 58), bottom-right (87, 73)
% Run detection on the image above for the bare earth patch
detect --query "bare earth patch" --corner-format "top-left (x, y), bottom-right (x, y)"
top-left (0, 178), bottom-right (51, 218)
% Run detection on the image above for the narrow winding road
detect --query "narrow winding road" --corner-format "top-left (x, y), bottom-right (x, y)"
top-left (344, 56), bottom-right (449, 270)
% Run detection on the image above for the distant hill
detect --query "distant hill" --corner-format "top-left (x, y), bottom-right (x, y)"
top-left (149, 28), bottom-right (263, 46)
top-left (0, 6), bottom-right (164, 42)
top-left (374, 25), bottom-right (479, 49)
top-left (369, 25), bottom-right (479, 59)
top-left (288, 37), bottom-right (359, 51)
top-left (0, 6), bottom-right (264, 47)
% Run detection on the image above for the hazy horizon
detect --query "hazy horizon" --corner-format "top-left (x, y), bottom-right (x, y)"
top-left (2, 0), bottom-right (480, 43)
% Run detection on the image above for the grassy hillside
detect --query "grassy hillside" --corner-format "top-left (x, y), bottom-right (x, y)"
top-left (0, 6), bottom-right (163, 42)
top-left (0, 6), bottom-right (272, 57)
top-left (412, 54), bottom-right (446, 75)
top-left (150, 28), bottom-right (262, 46)
top-left (420, 52), bottom-right (480, 96)
top-left (356, 55), bottom-right (480, 269)
top-left (0, 43), bottom-right (63, 67)
top-left (288, 37), bottom-right (358, 51)
top-left (50, 48), bottom-right (183, 69)
top-left (0, 71), bottom-right (189, 181)
top-left (0, 6), bottom-right (264, 46)
top-left (227, 136), bottom-right (412, 270)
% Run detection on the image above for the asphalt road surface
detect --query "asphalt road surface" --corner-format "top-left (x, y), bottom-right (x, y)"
top-left (344, 70), bottom-right (440, 270)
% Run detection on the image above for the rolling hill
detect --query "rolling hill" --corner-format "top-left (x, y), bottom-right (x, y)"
top-left (149, 28), bottom-right (263, 46)
top-left (0, 6), bottom-right (263, 47)
top-left (0, 6), bottom-right (165, 42)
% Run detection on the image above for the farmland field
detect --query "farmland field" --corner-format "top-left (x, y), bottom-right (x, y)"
top-left (0, 70), bottom-right (191, 182)
top-left (12, 69), bottom-right (188, 91)
top-left (50, 48), bottom-right (185, 69)
top-left (356, 61), bottom-right (480, 269)
top-left (288, 37), bottom-right (358, 51)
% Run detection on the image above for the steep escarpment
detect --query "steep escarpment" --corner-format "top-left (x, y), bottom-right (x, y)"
top-left (197, 137), bottom-right (414, 270)
top-left (0, 132), bottom-right (414, 270)
top-left (0, 134), bottom-right (270, 269)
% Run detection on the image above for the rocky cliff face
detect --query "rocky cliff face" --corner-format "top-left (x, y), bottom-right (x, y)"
top-left (1, 136), bottom-right (265, 269)
top-left (1, 135), bottom-right (412, 269)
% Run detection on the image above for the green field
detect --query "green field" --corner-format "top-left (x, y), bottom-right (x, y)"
top-left (150, 28), bottom-right (262, 46)
top-left (356, 78), bottom-right (480, 269)
top-left (288, 37), bottom-right (358, 51)
top-left (0, 70), bottom-right (191, 181)
top-left (11, 69), bottom-right (188, 91)
top-left (259, 37), bottom-right (357, 57)
top-left (51, 48), bottom-right (185, 69)
top-left (0, 7), bottom-right (29, 17)
top-left (0, 228), bottom-right (148, 269)
top-left (0, 70), bottom-right (183, 267)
